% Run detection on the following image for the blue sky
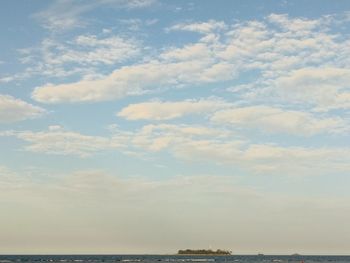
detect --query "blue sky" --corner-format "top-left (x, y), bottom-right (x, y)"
top-left (1, 0), bottom-right (350, 255)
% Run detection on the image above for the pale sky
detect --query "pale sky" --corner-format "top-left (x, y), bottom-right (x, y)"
top-left (1, 0), bottom-right (350, 255)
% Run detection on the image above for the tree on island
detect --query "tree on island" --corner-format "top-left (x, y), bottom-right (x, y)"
top-left (178, 249), bottom-right (232, 255)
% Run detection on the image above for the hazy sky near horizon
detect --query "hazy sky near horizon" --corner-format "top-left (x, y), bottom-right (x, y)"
top-left (1, 0), bottom-right (350, 255)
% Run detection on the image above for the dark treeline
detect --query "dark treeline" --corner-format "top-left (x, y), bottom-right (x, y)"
top-left (178, 249), bottom-right (232, 255)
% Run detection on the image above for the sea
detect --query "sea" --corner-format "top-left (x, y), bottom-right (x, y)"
top-left (1, 255), bottom-right (350, 263)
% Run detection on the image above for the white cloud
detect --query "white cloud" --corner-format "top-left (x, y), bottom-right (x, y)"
top-left (218, 20), bottom-right (270, 61)
top-left (71, 35), bottom-right (140, 65)
top-left (4, 119), bottom-right (339, 177)
top-left (0, 94), bottom-right (46, 123)
top-left (0, 76), bottom-right (16, 83)
top-left (159, 43), bottom-right (210, 61)
top-left (273, 67), bottom-right (350, 111)
top-left (33, 0), bottom-right (92, 32)
top-left (130, 123), bottom-right (231, 152)
top-left (19, 34), bottom-right (141, 79)
top-left (32, 58), bottom-right (237, 103)
top-left (241, 144), bottom-right (350, 174)
top-left (211, 105), bottom-right (348, 136)
top-left (165, 135), bottom-right (349, 175)
top-left (33, 0), bottom-right (157, 32)
top-left (267, 13), bottom-right (322, 33)
top-left (218, 15), bottom-right (350, 112)
top-left (123, 0), bottom-right (157, 9)
top-left (30, 13), bottom-right (350, 105)
top-left (117, 98), bottom-right (228, 120)
top-left (118, 19), bottom-right (143, 31)
top-left (118, 18), bottom-right (158, 31)
top-left (31, 24), bottom-right (245, 103)
top-left (172, 140), bottom-right (350, 176)
top-left (2, 128), bottom-right (120, 157)
top-left (167, 20), bottom-right (227, 34)
top-left (0, 166), bottom-right (24, 187)
top-left (2, 121), bottom-right (350, 175)
top-left (108, 123), bottom-right (350, 176)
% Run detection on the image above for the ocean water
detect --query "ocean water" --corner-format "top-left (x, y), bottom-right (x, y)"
top-left (1, 255), bottom-right (350, 263)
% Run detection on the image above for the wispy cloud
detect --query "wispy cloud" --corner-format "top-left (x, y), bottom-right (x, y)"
top-left (268, 67), bottom-right (350, 111)
top-left (117, 98), bottom-right (228, 120)
top-left (33, 0), bottom-right (158, 32)
top-left (110, 123), bottom-right (350, 176)
top-left (2, 117), bottom-right (350, 176)
top-left (30, 13), bottom-right (350, 113)
top-left (0, 95), bottom-right (46, 123)
top-left (19, 33), bottom-right (142, 79)
top-left (211, 105), bottom-right (348, 136)
top-left (1, 127), bottom-right (120, 157)
top-left (167, 19), bottom-right (227, 34)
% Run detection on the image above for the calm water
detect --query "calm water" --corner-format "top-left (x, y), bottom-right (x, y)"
top-left (1, 255), bottom-right (350, 263)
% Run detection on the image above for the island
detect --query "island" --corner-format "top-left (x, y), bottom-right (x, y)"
top-left (177, 249), bottom-right (232, 255)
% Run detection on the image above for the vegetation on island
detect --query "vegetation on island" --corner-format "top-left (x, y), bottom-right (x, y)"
top-left (177, 249), bottom-right (232, 255)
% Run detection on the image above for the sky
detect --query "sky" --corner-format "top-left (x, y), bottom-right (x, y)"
top-left (1, 0), bottom-right (350, 255)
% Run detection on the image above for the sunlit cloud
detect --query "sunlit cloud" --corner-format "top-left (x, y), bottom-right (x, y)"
top-left (0, 95), bottom-right (46, 123)
top-left (118, 98), bottom-right (228, 120)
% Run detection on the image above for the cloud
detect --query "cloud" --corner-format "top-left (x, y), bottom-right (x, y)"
top-left (19, 33), bottom-right (141, 79)
top-left (267, 13), bottom-right (322, 32)
top-left (118, 19), bottom-right (144, 31)
top-left (68, 35), bottom-right (140, 65)
top-left (273, 67), bottom-right (350, 111)
top-left (33, 0), bottom-right (90, 32)
top-left (32, 71), bottom-right (132, 103)
top-left (117, 98), bottom-right (228, 120)
top-left (167, 137), bottom-right (350, 176)
top-left (32, 58), bottom-right (237, 103)
top-left (167, 20), bottom-right (227, 34)
top-left (0, 166), bottom-right (25, 187)
top-left (242, 67), bottom-right (350, 111)
top-left (211, 105), bottom-right (348, 136)
top-left (159, 43), bottom-right (210, 61)
top-left (1, 127), bottom-right (120, 157)
top-left (124, 0), bottom-right (157, 9)
top-left (218, 16), bottom-right (350, 111)
top-left (128, 123), bottom-right (230, 152)
top-left (0, 76), bottom-right (17, 83)
top-left (33, 0), bottom-right (157, 32)
top-left (2, 122), bottom-right (350, 175)
top-left (109, 123), bottom-right (350, 176)
top-left (29, 13), bottom-right (350, 106)
top-left (0, 94), bottom-right (46, 123)
top-left (241, 144), bottom-right (350, 174)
